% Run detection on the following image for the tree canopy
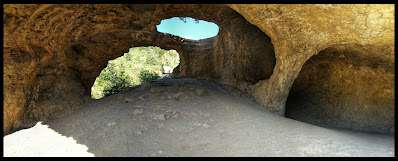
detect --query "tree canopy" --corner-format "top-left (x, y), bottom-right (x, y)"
top-left (91, 46), bottom-right (180, 99)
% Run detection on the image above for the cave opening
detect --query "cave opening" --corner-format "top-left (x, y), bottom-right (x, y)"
top-left (91, 46), bottom-right (180, 99)
top-left (284, 45), bottom-right (395, 134)
top-left (3, 4), bottom-right (278, 136)
top-left (156, 17), bottom-right (219, 40)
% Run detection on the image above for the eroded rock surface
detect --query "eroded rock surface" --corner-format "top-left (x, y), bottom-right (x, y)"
top-left (285, 44), bottom-right (394, 134)
top-left (3, 4), bottom-right (394, 135)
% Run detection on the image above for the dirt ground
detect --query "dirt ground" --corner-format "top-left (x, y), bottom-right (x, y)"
top-left (3, 78), bottom-right (395, 157)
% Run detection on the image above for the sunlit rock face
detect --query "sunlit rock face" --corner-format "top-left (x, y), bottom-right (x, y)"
top-left (3, 4), bottom-right (394, 135)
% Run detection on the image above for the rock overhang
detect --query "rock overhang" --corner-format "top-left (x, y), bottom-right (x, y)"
top-left (3, 4), bottom-right (394, 135)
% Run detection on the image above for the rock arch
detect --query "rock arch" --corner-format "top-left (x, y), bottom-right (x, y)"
top-left (4, 4), bottom-right (276, 134)
top-left (4, 4), bottom-right (394, 135)
top-left (285, 43), bottom-right (394, 134)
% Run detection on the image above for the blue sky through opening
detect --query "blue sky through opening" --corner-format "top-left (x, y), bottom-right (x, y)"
top-left (156, 17), bottom-right (219, 40)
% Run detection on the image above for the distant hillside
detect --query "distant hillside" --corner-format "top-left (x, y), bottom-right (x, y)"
top-left (91, 46), bottom-right (180, 99)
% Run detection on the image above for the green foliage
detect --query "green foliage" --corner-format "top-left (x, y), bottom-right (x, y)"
top-left (93, 60), bottom-right (132, 98)
top-left (139, 69), bottom-right (159, 84)
top-left (102, 75), bottom-right (131, 97)
top-left (162, 50), bottom-right (180, 68)
top-left (145, 54), bottom-right (156, 65)
top-left (91, 46), bottom-right (180, 99)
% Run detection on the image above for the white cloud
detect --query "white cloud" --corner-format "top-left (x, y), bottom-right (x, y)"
top-left (183, 35), bottom-right (193, 39)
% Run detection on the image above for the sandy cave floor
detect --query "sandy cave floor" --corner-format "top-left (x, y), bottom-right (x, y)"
top-left (3, 78), bottom-right (395, 157)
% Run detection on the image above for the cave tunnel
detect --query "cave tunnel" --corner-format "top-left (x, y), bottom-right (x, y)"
top-left (91, 17), bottom-right (222, 99)
top-left (3, 4), bottom-right (276, 135)
top-left (285, 44), bottom-right (395, 134)
top-left (4, 4), bottom-right (395, 156)
top-left (89, 14), bottom-right (276, 99)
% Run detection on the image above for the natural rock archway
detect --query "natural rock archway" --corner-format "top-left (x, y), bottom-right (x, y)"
top-left (3, 4), bottom-right (394, 135)
top-left (285, 44), bottom-right (395, 134)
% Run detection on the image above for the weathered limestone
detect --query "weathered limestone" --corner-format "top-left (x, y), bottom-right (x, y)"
top-left (3, 4), bottom-right (394, 135)
top-left (285, 44), bottom-right (394, 133)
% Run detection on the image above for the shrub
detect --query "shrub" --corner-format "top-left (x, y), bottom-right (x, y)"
top-left (102, 76), bottom-right (131, 97)
top-left (102, 70), bottom-right (132, 97)
top-left (139, 69), bottom-right (159, 84)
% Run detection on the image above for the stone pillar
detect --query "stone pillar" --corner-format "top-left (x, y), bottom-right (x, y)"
top-left (251, 41), bottom-right (318, 115)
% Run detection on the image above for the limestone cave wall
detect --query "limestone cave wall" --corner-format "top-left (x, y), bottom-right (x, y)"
top-left (3, 4), bottom-right (394, 135)
top-left (172, 11), bottom-right (276, 91)
top-left (285, 44), bottom-right (394, 134)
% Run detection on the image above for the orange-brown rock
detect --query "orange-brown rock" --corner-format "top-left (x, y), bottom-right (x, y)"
top-left (3, 4), bottom-right (394, 135)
